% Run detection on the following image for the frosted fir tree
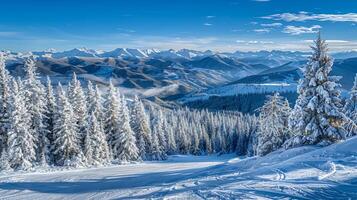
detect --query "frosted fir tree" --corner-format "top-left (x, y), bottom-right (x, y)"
top-left (131, 95), bottom-right (152, 160)
top-left (115, 96), bottom-right (139, 162)
top-left (45, 76), bottom-right (56, 163)
top-left (0, 53), bottom-right (10, 158)
top-left (166, 121), bottom-right (177, 155)
top-left (288, 33), bottom-right (346, 146)
top-left (177, 119), bottom-right (189, 154)
top-left (53, 83), bottom-right (83, 167)
top-left (190, 124), bottom-right (201, 155)
top-left (23, 57), bottom-right (49, 166)
top-left (7, 79), bottom-right (36, 170)
top-left (68, 73), bottom-right (88, 148)
top-left (104, 80), bottom-right (122, 158)
top-left (152, 110), bottom-right (167, 153)
top-left (150, 126), bottom-right (167, 160)
top-left (87, 81), bottom-right (104, 121)
top-left (256, 93), bottom-right (290, 156)
top-left (84, 112), bottom-right (110, 166)
top-left (343, 73), bottom-right (357, 137)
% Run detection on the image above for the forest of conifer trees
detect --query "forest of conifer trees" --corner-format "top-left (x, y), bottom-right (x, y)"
top-left (0, 35), bottom-right (356, 171)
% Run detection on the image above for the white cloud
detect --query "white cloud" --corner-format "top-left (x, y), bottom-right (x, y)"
top-left (263, 12), bottom-right (357, 23)
top-left (203, 23), bottom-right (213, 26)
top-left (253, 28), bottom-right (271, 33)
top-left (236, 40), bottom-right (274, 44)
top-left (206, 16), bottom-right (215, 19)
top-left (236, 40), bottom-right (246, 43)
top-left (260, 23), bottom-right (282, 27)
top-left (283, 25), bottom-right (321, 35)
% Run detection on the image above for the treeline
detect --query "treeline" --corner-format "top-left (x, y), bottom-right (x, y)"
top-left (184, 92), bottom-right (298, 114)
top-left (0, 55), bottom-right (259, 171)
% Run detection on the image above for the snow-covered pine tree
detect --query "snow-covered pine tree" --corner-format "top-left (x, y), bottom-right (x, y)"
top-left (165, 116), bottom-right (177, 155)
top-left (45, 76), bottom-right (56, 164)
top-left (152, 110), bottom-right (167, 152)
top-left (23, 57), bottom-right (49, 166)
top-left (7, 78), bottom-right (36, 170)
top-left (0, 53), bottom-right (10, 159)
top-left (68, 73), bottom-right (88, 149)
top-left (115, 96), bottom-right (139, 162)
top-left (176, 119), bottom-right (189, 154)
top-left (84, 112), bottom-right (110, 166)
top-left (256, 93), bottom-right (289, 156)
top-left (87, 81), bottom-right (104, 120)
top-left (130, 95), bottom-right (152, 160)
top-left (343, 73), bottom-right (357, 137)
top-left (53, 83), bottom-right (83, 167)
top-left (190, 123), bottom-right (201, 155)
top-left (104, 80), bottom-right (122, 159)
top-left (150, 125), bottom-right (167, 160)
top-left (288, 33), bottom-right (346, 146)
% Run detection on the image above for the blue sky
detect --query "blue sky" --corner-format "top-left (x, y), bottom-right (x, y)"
top-left (0, 0), bottom-right (357, 52)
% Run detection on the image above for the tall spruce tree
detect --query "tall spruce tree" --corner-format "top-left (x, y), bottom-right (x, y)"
top-left (131, 95), bottom-right (152, 160)
top-left (115, 96), bottom-right (139, 162)
top-left (84, 112), bottom-right (110, 166)
top-left (23, 57), bottom-right (49, 166)
top-left (7, 79), bottom-right (36, 170)
top-left (68, 73), bottom-right (88, 149)
top-left (45, 76), bottom-right (56, 163)
top-left (289, 33), bottom-right (346, 146)
top-left (257, 93), bottom-right (290, 156)
top-left (0, 53), bottom-right (10, 159)
top-left (104, 80), bottom-right (122, 159)
top-left (53, 83), bottom-right (83, 167)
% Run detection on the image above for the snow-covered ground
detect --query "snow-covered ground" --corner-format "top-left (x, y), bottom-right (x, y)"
top-left (1, 137), bottom-right (357, 199)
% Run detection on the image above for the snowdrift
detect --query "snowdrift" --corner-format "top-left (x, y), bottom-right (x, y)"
top-left (0, 137), bottom-right (356, 199)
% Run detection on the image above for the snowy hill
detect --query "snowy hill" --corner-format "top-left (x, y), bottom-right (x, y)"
top-left (1, 136), bottom-right (355, 199)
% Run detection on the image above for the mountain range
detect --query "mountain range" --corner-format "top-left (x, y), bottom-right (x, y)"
top-left (2, 48), bottom-right (357, 104)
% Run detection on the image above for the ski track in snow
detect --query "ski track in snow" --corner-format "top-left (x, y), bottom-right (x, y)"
top-left (0, 137), bottom-right (357, 199)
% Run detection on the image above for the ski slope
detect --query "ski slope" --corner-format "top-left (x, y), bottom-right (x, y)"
top-left (0, 137), bottom-right (356, 199)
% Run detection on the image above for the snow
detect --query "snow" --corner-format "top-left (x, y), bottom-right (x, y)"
top-left (1, 136), bottom-right (356, 199)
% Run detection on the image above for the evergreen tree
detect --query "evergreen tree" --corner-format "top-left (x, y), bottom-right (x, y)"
top-left (87, 81), bottom-right (104, 121)
top-left (0, 53), bottom-right (10, 159)
top-left (131, 96), bottom-right (152, 160)
top-left (343, 73), bottom-right (357, 137)
top-left (84, 112), bottom-right (110, 166)
top-left (288, 33), bottom-right (346, 146)
top-left (68, 73), bottom-right (88, 149)
top-left (115, 96), bottom-right (139, 162)
top-left (257, 93), bottom-right (290, 156)
top-left (166, 121), bottom-right (177, 155)
top-left (53, 83), bottom-right (83, 167)
top-left (23, 57), bottom-right (49, 166)
top-left (104, 80), bottom-right (122, 159)
top-left (150, 125), bottom-right (167, 160)
top-left (45, 76), bottom-right (56, 163)
top-left (152, 110), bottom-right (167, 152)
top-left (7, 79), bottom-right (36, 170)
